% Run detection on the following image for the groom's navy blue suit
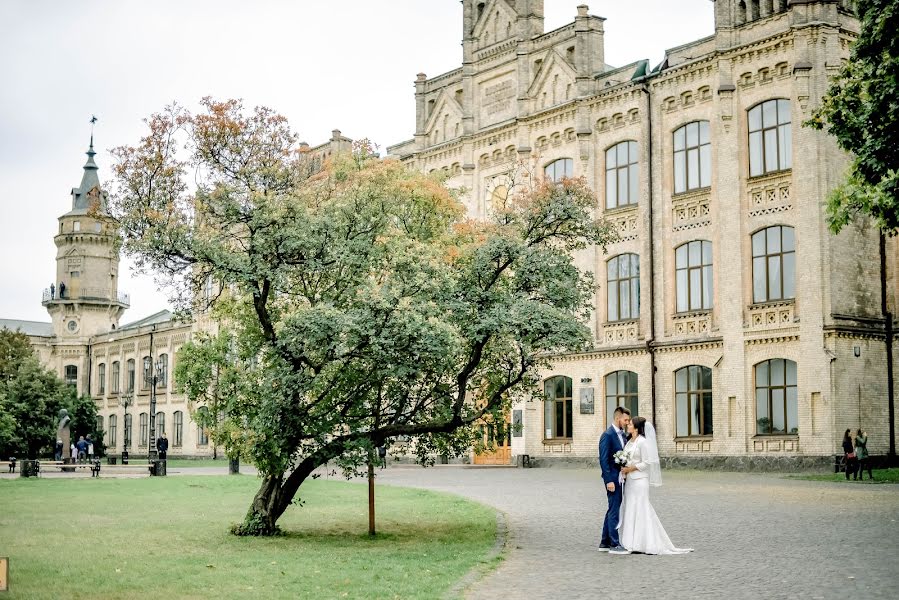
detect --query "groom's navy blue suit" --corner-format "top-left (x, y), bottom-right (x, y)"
top-left (599, 425), bottom-right (626, 548)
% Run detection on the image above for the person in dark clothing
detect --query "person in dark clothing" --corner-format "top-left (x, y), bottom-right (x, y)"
top-left (377, 445), bottom-right (387, 469)
top-left (156, 433), bottom-right (169, 460)
top-left (76, 435), bottom-right (89, 463)
top-left (855, 429), bottom-right (873, 480)
top-left (842, 429), bottom-right (858, 481)
top-left (59, 282), bottom-right (66, 299)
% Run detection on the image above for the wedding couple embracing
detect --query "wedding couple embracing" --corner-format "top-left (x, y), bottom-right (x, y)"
top-left (598, 406), bottom-right (692, 555)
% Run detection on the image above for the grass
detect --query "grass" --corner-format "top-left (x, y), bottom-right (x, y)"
top-left (788, 467), bottom-right (899, 484)
top-left (0, 475), bottom-right (498, 599)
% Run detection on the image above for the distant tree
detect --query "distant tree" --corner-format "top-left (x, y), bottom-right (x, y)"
top-left (806, 0), bottom-right (899, 234)
top-left (0, 329), bottom-right (100, 458)
top-left (111, 98), bottom-right (615, 536)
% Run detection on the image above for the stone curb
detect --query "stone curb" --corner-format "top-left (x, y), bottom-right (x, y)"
top-left (445, 509), bottom-right (509, 600)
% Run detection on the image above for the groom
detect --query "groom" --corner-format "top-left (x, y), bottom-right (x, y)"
top-left (598, 406), bottom-right (631, 554)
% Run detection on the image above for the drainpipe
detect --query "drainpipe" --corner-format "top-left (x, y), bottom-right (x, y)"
top-left (881, 233), bottom-right (895, 461)
top-left (640, 81), bottom-right (658, 426)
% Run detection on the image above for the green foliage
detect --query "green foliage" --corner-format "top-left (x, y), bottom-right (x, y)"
top-left (0, 329), bottom-right (102, 458)
top-left (111, 98), bottom-right (616, 532)
top-left (806, 0), bottom-right (899, 233)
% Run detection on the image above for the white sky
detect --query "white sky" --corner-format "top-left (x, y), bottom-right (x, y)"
top-left (0, 0), bottom-right (713, 324)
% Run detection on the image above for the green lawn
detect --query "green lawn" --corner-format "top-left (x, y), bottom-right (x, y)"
top-left (0, 476), bottom-right (498, 599)
top-left (788, 467), bottom-right (899, 483)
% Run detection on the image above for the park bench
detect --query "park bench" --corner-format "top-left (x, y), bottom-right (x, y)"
top-left (25, 460), bottom-right (163, 477)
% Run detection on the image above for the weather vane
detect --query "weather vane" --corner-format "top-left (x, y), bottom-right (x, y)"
top-left (89, 115), bottom-right (98, 147)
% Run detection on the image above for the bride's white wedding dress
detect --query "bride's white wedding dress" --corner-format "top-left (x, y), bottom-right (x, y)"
top-left (617, 435), bottom-right (692, 555)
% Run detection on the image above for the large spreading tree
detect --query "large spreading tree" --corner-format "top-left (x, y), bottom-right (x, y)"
top-left (807, 0), bottom-right (899, 234)
top-left (109, 98), bottom-right (614, 535)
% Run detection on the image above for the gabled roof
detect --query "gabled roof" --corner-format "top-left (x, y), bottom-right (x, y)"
top-left (0, 318), bottom-right (54, 337)
top-left (118, 310), bottom-right (173, 332)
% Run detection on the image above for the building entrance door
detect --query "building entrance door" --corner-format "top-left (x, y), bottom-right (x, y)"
top-left (473, 416), bottom-right (512, 465)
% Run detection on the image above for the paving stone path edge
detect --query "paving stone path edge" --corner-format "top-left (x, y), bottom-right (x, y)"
top-left (445, 509), bottom-right (508, 600)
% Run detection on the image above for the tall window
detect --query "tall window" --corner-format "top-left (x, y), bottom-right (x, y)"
top-left (752, 226), bottom-right (795, 302)
top-left (675, 241), bottom-right (713, 312)
top-left (112, 361), bottom-right (120, 393)
top-left (158, 353), bottom-right (168, 388)
top-left (126, 359), bottom-right (135, 392)
top-left (605, 371), bottom-right (638, 425)
top-left (749, 99), bottom-right (791, 176)
top-left (605, 141), bottom-right (639, 209)
top-left (755, 359), bottom-right (798, 434)
top-left (544, 158), bottom-right (573, 183)
top-left (543, 376), bottom-right (573, 439)
top-left (124, 414), bottom-right (132, 448)
top-left (197, 406), bottom-right (210, 446)
top-left (142, 356), bottom-right (152, 389)
top-left (95, 415), bottom-right (104, 437)
top-left (64, 365), bottom-right (77, 387)
top-left (607, 254), bottom-right (640, 321)
top-left (139, 413), bottom-right (148, 447)
top-left (108, 415), bottom-right (117, 448)
top-left (673, 121), bottom-right (711, 193)
top-left (98, 363), bottom-right (106, 395)
top-left (173, 411), bottom-right (183, 447)
top-left (675, 366), bottom-right (713, 437)
top-left (156, 412), bottom-right (166, 436)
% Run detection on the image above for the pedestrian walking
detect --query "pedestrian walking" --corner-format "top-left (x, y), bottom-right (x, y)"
top-left (855, 429), bottom-right (873, 480)
top-left (842, 429), bottom-right (858, 481)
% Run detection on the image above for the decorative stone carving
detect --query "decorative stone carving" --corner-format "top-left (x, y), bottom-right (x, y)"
top-left (748, 172), bottom-right (792, 217)
top-left (602, 320), bottom-right (639, 344)
top-left (606, 206), bottom-right (639, 241)
top-left (672, 189), bottom-right (711, 231)
top-left (672, 311), bottom-right (712, 336)
top-left (746, 301), bottom-right (796, 330)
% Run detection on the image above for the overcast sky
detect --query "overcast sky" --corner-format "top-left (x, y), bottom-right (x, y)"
top-left (0, 0), bottom-right (713, 324)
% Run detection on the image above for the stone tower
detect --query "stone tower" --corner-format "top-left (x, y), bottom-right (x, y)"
top-left (44, 138), bottom-right (129, 340)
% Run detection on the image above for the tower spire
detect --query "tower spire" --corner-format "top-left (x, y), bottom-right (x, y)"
top-left (70, 115), bottom-right (105, 213)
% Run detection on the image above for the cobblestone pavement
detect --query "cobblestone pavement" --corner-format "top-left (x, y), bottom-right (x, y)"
top-left (368, 466), bottom-right (899, 600)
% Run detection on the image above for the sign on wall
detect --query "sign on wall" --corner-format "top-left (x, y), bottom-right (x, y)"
top-left (579, 388), bottom-right (595, 414)
top-left (512, 409), bottom-right (523, 437)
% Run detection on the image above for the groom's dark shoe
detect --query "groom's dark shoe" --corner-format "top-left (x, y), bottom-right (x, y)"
top-left (597, 544), bottom-right (611, 552)
top-left (609, 546), bottom-right (631, 555)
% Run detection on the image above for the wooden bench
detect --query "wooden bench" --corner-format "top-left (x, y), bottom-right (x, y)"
top-left (35, 460), bottom-right (158, 477)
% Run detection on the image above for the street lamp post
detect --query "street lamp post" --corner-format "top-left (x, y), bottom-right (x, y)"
top-left (148, 356), bottom-right (165, 464)
top-left (120, 393), bottom-right (133, 464)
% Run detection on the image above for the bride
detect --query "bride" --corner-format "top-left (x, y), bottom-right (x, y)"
top-left (616, 416), bottom-right (692, 555)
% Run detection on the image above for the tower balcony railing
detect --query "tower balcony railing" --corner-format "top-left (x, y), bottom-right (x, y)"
top-left (42, 287), bottom-right (130, 307)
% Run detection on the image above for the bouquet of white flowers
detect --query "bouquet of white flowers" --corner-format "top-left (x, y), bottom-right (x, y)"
top-left (613, 449), bottom-right (630, 466)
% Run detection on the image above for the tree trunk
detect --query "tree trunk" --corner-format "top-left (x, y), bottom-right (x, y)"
top-left (232, 474), bottom-right (290, 536)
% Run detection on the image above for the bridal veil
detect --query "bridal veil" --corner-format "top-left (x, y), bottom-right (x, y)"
top-left (643, 422), bottom-right (663, 487)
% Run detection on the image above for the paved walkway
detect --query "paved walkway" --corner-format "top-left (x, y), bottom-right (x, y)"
top-left (366, 466), bottom-right (899, 600)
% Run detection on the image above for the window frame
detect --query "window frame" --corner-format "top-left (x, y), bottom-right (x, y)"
top-left (158, 353), bottom-right (168, 388)
top-left (543, 376), bottom-right (574, 440)
top-left (111, 361), bottom-right (120, 393)
top-left (754, 358), bottom-right (798, 435)
top-left (751, 225), bottom-right (795, 303)
top-left (155, 411), bottom-right (165, 437)
top-left (126, 359), bottom-right (135, 393)
top-left (197, 407), bottom-right (209, 446)
top-left (748, 99), bottom-right (792, 177)
top-left (673, 121), bottom-right (711, 194)
top-left (124, 414), bottom-right (132, 448)
top-left (64, 365), bottom-right (78, 387)
top-left (605, 371), bottom-right (638, 426)
top-left (607, 254), bottom-right (640, 322)
top-left (544, 158), bottom-right (573, 183)
top-left (605, 141), bottom-right (639, 209)
top-left (138, 412), bottom-right (148, 447)
top-left (675, 240), bottom-right (713, 313)
top-left (98, 363), bottom-right (106, 395)
top-left (108, 414), bottom-right (117, 449)
top-left (674, 365), bottom-right (713, 437)
top-left (173, 411), bottom-right (183, 447)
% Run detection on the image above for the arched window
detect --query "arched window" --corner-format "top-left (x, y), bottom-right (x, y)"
top-left (675, 241), bottom-right (713, 312)
top-left (544, 158), bottom-right (573, 183)
top-left (98, 363), bottom-right (106, 395)
top-left (173, 411), bottom-right (184, 447)
top-left (139, 413), bottom-right (148, 447)
top-left (155, 411), bottom-right (166, 436)
top-left (755, 359), bottom-right (798, 434)
top-left (673, 121), bottom-right (711, 193)
top-left (543, 376), bottom-right (573, 439)
top-left (605, 141), bottom-right (639, 209)
top-left (607, 254), bottom-right (640, 321)
top-left (111, 361), bottom-right (120, 393)
top-left (605, 371), bottom-right (638, 425)
top-left (108, 415), bottom-right (117, 448)
top-left (126, 359), bottom-right (135, 392)
top-left (124, 414), bottom-right (133, 448)
top-left (751, 226), bottom-right (795, 302)
top-left (748, 99), bottom-right (791, 176)
top-left (675, 366), bottom-right (713, 437)
top-left (197, 406), bottom-right (210, 446)
top-left (142, 356), bottom-right (152, 389)
top-left (158, 353), bottom-right (168, 388)
top-left (64, 365), bottom-right (78, 387)
top-left (95, 415), bottom-right (104, 437)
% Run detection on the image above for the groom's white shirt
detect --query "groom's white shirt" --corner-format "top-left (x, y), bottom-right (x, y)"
top-left (614, 425), bottom-right (625, 485)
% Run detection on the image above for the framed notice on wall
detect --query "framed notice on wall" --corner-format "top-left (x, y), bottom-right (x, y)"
top-left (512, 410), bottom-right (523, 437)
top-left (579, 388), bottom-right (595, 414)
top-left (0, 556), bottom-right (8, 591)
